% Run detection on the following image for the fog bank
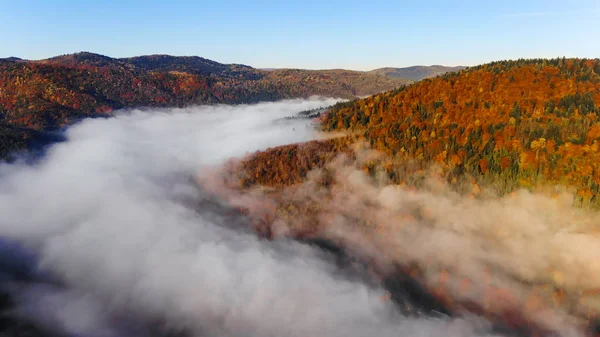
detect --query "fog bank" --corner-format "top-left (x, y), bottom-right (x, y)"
top-left (0, 98), bottom-right (497, 337)
top-left (212, 144), bottom-right (598, 337)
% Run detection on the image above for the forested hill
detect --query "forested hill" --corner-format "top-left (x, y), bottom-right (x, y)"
top-left (0, 52), bottom-right (405, 158)
top-left (119, 54), bottom-right (263, 79)
top-left (240, 58), bottom-right (600, 207)
top-left (0, 52), bottom-right (403, 131)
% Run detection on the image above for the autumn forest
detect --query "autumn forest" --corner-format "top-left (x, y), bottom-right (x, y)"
top-left (0, 52), bottom-right (405, 158)
top-left (234, 58), bottom-right (600, 208)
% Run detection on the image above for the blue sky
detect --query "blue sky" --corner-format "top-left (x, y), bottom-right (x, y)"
top-left (1, 0), bottom-right (599, 70)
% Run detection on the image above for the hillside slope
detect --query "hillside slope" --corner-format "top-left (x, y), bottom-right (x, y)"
top-left (238, 58), bottom-right (600, 205)
top-left (0, 52), bottom-right (403, 130)
top-left (325, 58), bottom-right (600, 203)
top-left (0, 52), bottom-right (403, 158)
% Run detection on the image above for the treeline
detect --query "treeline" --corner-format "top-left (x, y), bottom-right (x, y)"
top-left (0, 122), bottom-right (64, 160)
top-left (0, 123), bottom-right (30, 159)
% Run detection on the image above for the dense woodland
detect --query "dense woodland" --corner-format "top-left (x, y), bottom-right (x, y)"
top-left (238, 58), bottom-right (600, 207)
top-left (0, 52), bottom-right (405, 158)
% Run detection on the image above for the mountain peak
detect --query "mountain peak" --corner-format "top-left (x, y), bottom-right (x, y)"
top-left (42, 52), bottom-right (124, 68)
top-left (119, 54), bottom-right (257, 77)
top-left (1, 57), bottom-right (24, 62)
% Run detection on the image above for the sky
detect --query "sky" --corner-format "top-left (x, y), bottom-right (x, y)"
top-left (0, 0), bottom-right (599, 70)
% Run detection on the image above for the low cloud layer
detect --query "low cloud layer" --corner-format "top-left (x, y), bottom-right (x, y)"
top-left (212, 145), bottom-right (600, 337)
top-left (0, 98), bottom-right (497, 337)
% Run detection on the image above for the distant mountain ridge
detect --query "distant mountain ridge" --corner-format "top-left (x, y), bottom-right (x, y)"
top-left (0, 57), bottom-right (24, 62)
top-left (369, 65), bottom-right (466, 81)
top-left (0, 51), bottom-right (464, 159)
top-left (120, 54), bottom-right (264, 80)
top-left (0, 51), bottom-right (405, 124)
top-left (0, 51), bottom-right (408, 158)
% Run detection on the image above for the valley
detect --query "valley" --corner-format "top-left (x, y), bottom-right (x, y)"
top-left (3, 2), bottom-right (600, 337)
top-left (2, 56), bottom-right (600, 337)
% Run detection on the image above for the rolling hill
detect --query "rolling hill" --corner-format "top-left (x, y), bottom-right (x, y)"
top-left (239, 58), bottom-right (600, 204)
top-left (0, 52), bottom-right (404, 130)
top-left (323, 58), bottom-right (600, 203)
top-left (120, 54), bottom-right (264, 79)
top-left (0, 52), bottom-right (405, 158)
top-left (0, 57), bottom-right (24, 63)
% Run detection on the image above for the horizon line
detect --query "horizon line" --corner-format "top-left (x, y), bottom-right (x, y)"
top-left (2, 51), bottom-right (590, 72)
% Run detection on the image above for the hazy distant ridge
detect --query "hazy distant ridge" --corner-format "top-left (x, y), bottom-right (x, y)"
top-left (369, 65), bottom-right (466, 81)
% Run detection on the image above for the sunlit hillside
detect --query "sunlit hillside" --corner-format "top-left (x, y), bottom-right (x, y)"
top-left (239, 58), bottom-right (600, 207)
